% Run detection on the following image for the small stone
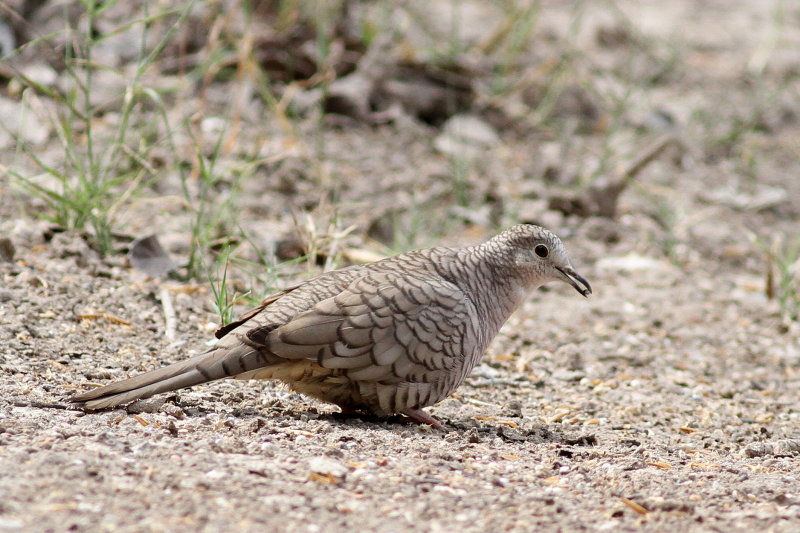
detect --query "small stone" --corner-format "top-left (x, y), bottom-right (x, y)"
top-left (128, 235), bottom-right (177, 277)
top-left (126, 397), bottom-right (165, 414)
top-left (165, 421), bottom-right (179, 437)
top-left (434, 114), bottom-right (499, 159)
top-left (503, 401), bottom-right (523, 418)
top-left (472, 364), bottom-right (501, 379)
top-left (161, 403), bottom-right (185, 419)
top-left (307, 456), bottom-right (348, 480)
top-left (465, 428), bottom-right (483, 443)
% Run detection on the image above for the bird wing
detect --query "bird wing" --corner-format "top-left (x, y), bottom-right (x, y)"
top-left (251, 271), bottom-right (475, 383)
top-left (214, 265), bottom-right (366, 339)
top-left (70, 267), bottom-right (473, 410)
top-left (214, 286), bottom-right (300, 339)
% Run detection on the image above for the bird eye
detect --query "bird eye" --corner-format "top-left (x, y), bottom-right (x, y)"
top-left (534, 244), bottom-right (549, 258)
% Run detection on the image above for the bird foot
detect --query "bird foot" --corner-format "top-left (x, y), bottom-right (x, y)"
top-left (401, 408), bottom-right (443, 429)
top-left (333, 406), bottom-right (443, 429)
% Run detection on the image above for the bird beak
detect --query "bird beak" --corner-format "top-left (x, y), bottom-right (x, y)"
top-left (556, 267), bottom-right (592, 298)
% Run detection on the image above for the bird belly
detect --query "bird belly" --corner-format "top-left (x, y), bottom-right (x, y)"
top-left (232, 359), bottom-right (465, 416)
top-left (234, 360), bottom-right (380, 413)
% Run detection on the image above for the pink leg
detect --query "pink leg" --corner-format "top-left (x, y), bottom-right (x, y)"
top-left (401, 408), bottom-right (443, 429)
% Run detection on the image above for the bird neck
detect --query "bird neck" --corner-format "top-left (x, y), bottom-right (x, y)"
top-left (451, 244), bottom-right (532, 342)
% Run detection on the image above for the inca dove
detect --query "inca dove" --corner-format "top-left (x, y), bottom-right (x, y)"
top-left (72, 224), bottom-right (591, 427)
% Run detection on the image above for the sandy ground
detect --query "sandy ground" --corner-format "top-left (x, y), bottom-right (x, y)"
top-left (2, 0), bottom-right (800, 531)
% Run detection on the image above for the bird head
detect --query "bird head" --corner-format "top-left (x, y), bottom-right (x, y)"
top-left (500, 224), bottom-right (592, 297)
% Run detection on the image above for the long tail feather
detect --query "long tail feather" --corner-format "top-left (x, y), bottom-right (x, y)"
top-left (71, 340), bottom-right (269, 410)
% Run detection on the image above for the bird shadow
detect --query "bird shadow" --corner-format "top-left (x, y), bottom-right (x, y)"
top-left (183, 402), bottom-right (599, 448)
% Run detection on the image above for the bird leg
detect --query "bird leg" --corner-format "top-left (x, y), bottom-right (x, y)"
top-left (401, 408), bottom-right (443, 429)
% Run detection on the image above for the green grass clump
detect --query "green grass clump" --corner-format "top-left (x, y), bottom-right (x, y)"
top-left (8, 1), bottom-right (192, 255)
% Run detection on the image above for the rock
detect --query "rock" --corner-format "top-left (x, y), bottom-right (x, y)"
top-left (307, 456), bottom-right (348, 482)
top-left (126, 398), bottom-right (166, 414)
top-left (434, 114), bottom-right (499, 159)
top-left (128, 235), bottom-right (178, 278)
top-left (161, 403), bottom-right (185, 419)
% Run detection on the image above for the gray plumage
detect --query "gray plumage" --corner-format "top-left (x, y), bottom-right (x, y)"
top-left (72, 224), bottom-right (591, 427)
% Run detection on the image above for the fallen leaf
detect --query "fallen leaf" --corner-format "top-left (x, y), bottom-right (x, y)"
top-left (309, 472), bottom-right (340, 484)
top-left (689, 462), bottom-right (720, 470)
top-left (161, 284), bottom-right (206, 295)
top-left (77, 313), bottom-right (132, 326)
top-left (549, 410), bottom-right (571, 423)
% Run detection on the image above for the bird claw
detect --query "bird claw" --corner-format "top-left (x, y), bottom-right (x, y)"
top-left (401, 408), bottom-right (443, 429)
top-left (334, 407), bottom-right (443, 429)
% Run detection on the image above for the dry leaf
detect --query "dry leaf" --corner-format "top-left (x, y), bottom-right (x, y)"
top-left (309, 472), bottom-right (340, 484)
top-left (77, 313), bottom-right (132, 326)
top-left (549, 411), bottom-right (571, 423)
top-left (621, 498), bottom-right (649, 515)
top-left (689, 462), bottom-right (720, 470)
top-left (162, 284), bottom-right (206, 295)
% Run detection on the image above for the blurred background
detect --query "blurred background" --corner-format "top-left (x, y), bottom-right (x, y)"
top-left (1, 0), bottom-right (798, 325)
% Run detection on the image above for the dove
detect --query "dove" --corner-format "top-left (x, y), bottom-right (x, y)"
top-left (72, 224), bottom-right (591, 428)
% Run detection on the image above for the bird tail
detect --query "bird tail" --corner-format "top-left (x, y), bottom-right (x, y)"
top-left (71, 338), bottom-right (269, 410)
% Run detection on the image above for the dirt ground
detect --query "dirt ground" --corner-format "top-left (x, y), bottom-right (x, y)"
top-left (2, 1), bottom-right (800, 532)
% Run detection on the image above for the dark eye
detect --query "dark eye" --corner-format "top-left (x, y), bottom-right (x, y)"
top-left (534, 244), bottom-right (549, 258)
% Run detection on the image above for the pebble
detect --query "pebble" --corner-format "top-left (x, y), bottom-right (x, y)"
top-left (307, 456), bottom-right (348, 479)
top-left (126, 398), bottom-right (166, 414)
